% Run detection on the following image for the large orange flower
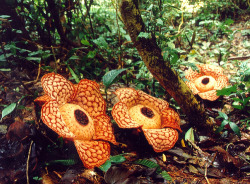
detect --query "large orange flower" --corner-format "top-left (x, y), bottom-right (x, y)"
top-left (185, 64), bottom-right (229, 101)
top-left (35, 73), bottom-right (117, 168)
top-left (112, 88), bottom-right (182, 152)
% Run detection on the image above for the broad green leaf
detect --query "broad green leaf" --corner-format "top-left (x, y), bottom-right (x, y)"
top-left (68, 66), bottom-right (80, 83)
top-left (160, 170), bottom-right (172, 181)
top-left (135, 159), bottom-right (160, 173)
top-left (99, 160), bottom-right (111, 172)
top-left (110, 155), bottom-right (126, 163)
top-left (102, 68), bottom-right (127, 91)
top-left (216, 85), bottom-right (237, 96)
top-left (217, 111), bottom-right (228, 120)
top-left (215, 120), bottom-right (228, 133)
top-left (1, 103), bottom-right (16, 121)
top-left (228, 121), bottom-right (241, 137)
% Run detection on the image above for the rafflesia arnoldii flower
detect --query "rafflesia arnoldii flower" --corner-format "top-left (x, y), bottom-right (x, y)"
top-left (112, 88), bottom-right (182, 152)
top-left (35, 73), bottom-right (117, 168)
top-left (185, 64), bottom-right (229, 101)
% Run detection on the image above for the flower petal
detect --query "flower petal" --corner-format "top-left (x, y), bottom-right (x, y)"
top-left (41, 73), bottom-right (75, 105)
top-left (74, 140), bottom-right (110, 168)
top-left (41, 100), bottom-right (75, 138)
top-left (214, 75), bottom-right (229, 90)
top-left (185, 81), bottom-right (199, 95)
top-left (199, 64), bottom-right (224, 79)
top-left (198, 90), bottom-right (219, 101)
top-left (137, 90), bottom-right (169, 112)
top-left (114, 88), bottom-right (138, 108)
top-left (93, 114), bottom-right (118, 145)
top-left (143, 128), bottom-right (179, 152)
top-left (185, 67), bottom-right (202, 82)
top-left (112, 102), bottom-right (141, 128)
top-left (72, 79), bottom-right (106, 117)
top-left (34, 94), bottom-right (52, 107)
top-left (161, 107), bottom-right (182, 132)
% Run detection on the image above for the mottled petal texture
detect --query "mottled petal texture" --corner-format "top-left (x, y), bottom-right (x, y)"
top-left (41, 73), bottom-right (75, 105)
top-left (74, 140), bottom-right (110, 168)
top-left (112, 102), bottom-right (141, 128)
top-left (93, 114), bottom-right (118, 145)
top-left (41, 100), bottom-right (76, 138)
top-left (72, 79), bottom-right (106, 117)
top-left (143, 128), bottom-right (179, 152)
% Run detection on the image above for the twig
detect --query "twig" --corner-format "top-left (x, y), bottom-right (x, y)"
top-left (228, 55), bottom-right (250, 61)
top-left (26, 140), bottom-right (34, 184)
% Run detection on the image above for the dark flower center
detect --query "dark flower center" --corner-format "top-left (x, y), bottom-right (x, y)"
top-left (141, 107), bottom-right (154, 118)
top-left (202, 77), bottom-right (210, 85)
top-left (74, 109), bottom-right (89, 125)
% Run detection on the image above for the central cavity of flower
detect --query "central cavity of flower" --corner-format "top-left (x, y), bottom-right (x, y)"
top-left (59, 103), bottom-right (95, 140)
top-left (194, 76), bottom-right (216, 92)
top-left (74, 109), bottom-right (89, 125)
top-left (141, 107), bottom-right (154, 118)
top-left (128, 104), bottom-right (161, 129)
top-left (202, 77), bottom-right (209, 85)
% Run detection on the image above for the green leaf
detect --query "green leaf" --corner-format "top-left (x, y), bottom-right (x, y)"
top-left (46, 159), bottom-right (78, 166)
top-left (228, 121), bottom-right (241, 137)
top-left (1, 103), bottom-right (16, 121)
top-left (160, 170), bottom-right (172, 181)
top-left (216, 85), bottom-right (237, 96)
top-left (67, 66), bottom-right (80, 83)
top-left (102, 68), bottom-right (127, 91)
top-left (217, 111), bottom-right (228, 120)
top-left (215, 120), bottom-right (228, 133)
top-left (99, 160), bottom-right (111, 172)
top-left (135, 159), bottom-right (160, 172)
top-left (81, 39), bottom-right (90, 46)
top-left (110, 155), bottom-right (126, 163)
top-left (99, 154), bottom-right (126, 172)
top-left (137, 32), bottom-right (151, 39)
top-left (185, 127), bottom-right (194, 143)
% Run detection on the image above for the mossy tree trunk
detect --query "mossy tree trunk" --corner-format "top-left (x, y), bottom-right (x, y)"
top-left (119, 0), bottom-right (212, 131)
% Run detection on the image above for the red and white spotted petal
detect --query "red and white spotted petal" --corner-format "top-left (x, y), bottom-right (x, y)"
top-left (185, 81), bottom-right (199, 95)
top-left (93, 114), bottom-right (118, 145)
top-left (112, 102), bottom-right (141, 128)
top-left (161, 107), bottom-right (182, 132)
top-left (41, 100), bottom-right (75, 138)
top-left (198, 90), bottom-right (219, 101)
top-left (214, 75), bottom-right (229, 90)
top-left (137, 90), bottom-right (169, 112)
top-left (114, 88), bottom-right (138, 108)
top-left (143, 128), bottom-right (179, 152)
top-left (199, 64), bottom-right (224, 79)
top-left (185, 67), bottom-right (202, 82)
top-left (74, 140), bottom-right (110, 168)
top-left (34, 94), bottom-right (52, 107)
top-left (72, 79), bottom-right (106, 117)
top-left (41, 73), bottom-right (75, 105)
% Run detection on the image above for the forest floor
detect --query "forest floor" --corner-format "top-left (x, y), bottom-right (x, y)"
top-left (0, 18), bottom-right (249, 184)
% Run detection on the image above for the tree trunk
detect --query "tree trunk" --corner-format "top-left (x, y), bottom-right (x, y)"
top-left (119, 0), bottom-right (211, 131)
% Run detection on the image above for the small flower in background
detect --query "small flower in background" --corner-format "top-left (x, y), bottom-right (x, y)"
top-left (112, 88), bottom-right (182, 152)
top-left (35, 73), bottom-right (117, 168)
top-left (185, 64), bottom-right (229, 101)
